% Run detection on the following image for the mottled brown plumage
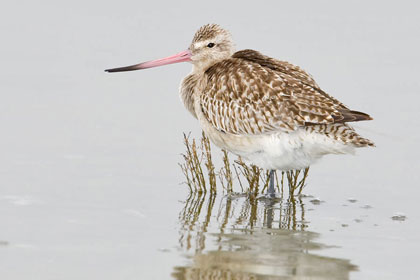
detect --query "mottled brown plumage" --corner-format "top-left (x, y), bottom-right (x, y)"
top-left (200, 49), bottom-right (373, 137)
top-left (179, 24), bottom-right (374, 171)
top-left (192, 24), bottom-right (231, 44)
top-left (106, 23), bottom-right (374, 172)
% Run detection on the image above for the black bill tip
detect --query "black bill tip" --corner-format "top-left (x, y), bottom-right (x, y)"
top-left (104, 64), bottom-right (143, 73)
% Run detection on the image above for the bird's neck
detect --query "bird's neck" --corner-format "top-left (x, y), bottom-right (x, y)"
top-left (192, 61), bottom-right (216, 73)
top-left (191, 54), bottom-right (232, 74)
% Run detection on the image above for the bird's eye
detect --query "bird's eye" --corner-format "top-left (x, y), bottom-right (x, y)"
top-left (207, 43), bottom-right (215, 48)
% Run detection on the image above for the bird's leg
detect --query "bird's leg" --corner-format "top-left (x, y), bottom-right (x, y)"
top-left (268, 170), bottom-right (276, 196)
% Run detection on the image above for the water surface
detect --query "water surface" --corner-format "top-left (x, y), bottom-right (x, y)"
top-left (0, 1), bottom-right (419, 279)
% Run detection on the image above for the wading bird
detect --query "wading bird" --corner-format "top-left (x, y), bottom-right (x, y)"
top-left (106, 24), bottom-right (374, 195)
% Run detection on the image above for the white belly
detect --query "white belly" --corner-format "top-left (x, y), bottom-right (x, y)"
top-left (199, 118), bottom-right (355, 171)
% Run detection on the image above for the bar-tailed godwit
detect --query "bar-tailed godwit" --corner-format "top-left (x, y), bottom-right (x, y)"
top-left (106, 24), bottom-right (374, 194)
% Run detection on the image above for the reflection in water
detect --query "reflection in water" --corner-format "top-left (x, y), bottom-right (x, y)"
top-left (174, 193), bottom-right (356, 279)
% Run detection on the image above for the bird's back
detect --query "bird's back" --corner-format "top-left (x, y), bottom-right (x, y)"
top-left (198, 49), bottom-right (374, 147)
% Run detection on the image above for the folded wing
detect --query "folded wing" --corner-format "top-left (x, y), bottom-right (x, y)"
top-left (200, 49), bottom-right (372, 135)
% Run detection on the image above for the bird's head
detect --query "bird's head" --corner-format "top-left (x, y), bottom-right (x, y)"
top-left (189, 24), bottom-right (235, 71)
top-left (105, 24), bottom-right (234, 73)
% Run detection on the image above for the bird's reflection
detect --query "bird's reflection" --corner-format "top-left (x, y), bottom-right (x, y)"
top-left (174, 192), bottom-right (356, 280)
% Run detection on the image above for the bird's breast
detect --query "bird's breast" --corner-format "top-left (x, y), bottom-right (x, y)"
top-left (180, 74), bottom-right (203, 119)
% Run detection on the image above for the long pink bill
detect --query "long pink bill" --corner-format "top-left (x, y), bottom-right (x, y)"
top-left (105, 50), bottom-right (191, 73)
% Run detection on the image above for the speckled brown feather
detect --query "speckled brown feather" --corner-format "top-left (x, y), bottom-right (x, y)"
top-left (232, 50), bottom-right (354, 111)
top-left (192, 24), bottom-right (229, 44)
top-left (199, 49), bottom-right (373, 146)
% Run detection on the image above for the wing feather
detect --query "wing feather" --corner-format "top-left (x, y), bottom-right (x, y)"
top-left (200, 49), bottom-right (372, 135)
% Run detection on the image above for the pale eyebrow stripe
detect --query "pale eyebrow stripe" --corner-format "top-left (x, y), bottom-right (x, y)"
top-left (193, 34), bottom-right (227, 49)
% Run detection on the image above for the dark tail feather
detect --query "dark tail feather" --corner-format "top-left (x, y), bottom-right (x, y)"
top-left (334, 109), bottom-right (373, 123)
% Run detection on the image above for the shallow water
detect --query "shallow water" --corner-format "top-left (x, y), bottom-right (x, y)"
top-left (1, 1), bottom-right (420, 279)
top-left (174, 193), bottom-right (356, 279)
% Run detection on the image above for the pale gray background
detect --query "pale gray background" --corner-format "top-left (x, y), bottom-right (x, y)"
top-left (0, 0), bottom-right (419, 279)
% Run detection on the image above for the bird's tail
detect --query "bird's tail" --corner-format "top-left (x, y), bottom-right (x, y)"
top-left (334, 109), bottom-right (374, 123)
top-left (308, 123), bottom-right (375, 147)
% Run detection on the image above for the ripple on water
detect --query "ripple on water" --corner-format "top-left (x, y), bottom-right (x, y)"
top-left (347, 198), bottom-right (358, 203)
top-left (391, 213), bottom-right (407, 221)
